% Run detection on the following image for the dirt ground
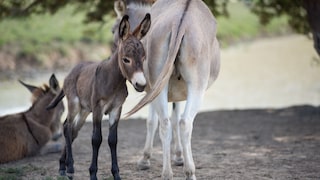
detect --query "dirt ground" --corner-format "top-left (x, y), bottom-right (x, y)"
top-left (1, 105), bottom-right (319, 180)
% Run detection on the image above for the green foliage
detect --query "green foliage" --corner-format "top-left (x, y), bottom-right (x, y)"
top-left (0, 2), bottom-right (290, 51)
top-left (216, 2), bottom-right (290, 46)
top-left (0, 0), bottom-right (312, 34)
top-left (0, 0), bottom-right (115, 23)
top-left (0, 5), bottom-right (115, 66)
top-left (0, 5), bottom-right (114, 46)
top-left (250, 0), bottom-right (309, 33)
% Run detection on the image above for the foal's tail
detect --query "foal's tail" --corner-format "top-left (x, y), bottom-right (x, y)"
top-left (46, 90), bottom-right (65, 110)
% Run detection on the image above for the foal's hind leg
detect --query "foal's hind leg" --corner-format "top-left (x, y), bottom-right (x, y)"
top-left (138, 104), bottom-right (158, 170)
top-left (62, 110), bottom-right (77, 179)
top-left (60, 106), bottom-right (88, 178)
top-left (59, 120), bottom-right (68, 176)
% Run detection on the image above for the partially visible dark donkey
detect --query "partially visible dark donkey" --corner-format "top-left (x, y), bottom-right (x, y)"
top-left (47, 14), bottom-right (151, 180)
top-left (0, 74), bottom-right (64, 163)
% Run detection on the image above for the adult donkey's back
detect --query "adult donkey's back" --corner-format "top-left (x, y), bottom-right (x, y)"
top-left (115, 0), bottom-right (220, 179)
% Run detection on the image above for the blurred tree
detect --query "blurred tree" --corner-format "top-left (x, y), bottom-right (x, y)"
top-left (248, 0), bottom-right (320, 55)
top-left (0, 0), bottom-right (318, 55)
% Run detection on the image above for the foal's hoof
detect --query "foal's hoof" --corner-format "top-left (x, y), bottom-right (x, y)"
top-left (89, 175), bottom-right (98, 180)
top-left (114, 174), bottom-right (121, 180)
top-left (137, 158), bottom-right (150, 170)
top-left (67, 172), bottom-right (74, 180)
top-left (59, 170), bottom-right (66, 176)
top-left (173, 156), bottom-right (184, 166)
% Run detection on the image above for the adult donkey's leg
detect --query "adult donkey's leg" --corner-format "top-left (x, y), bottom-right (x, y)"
top-left (171, 102), bottom-right (183, 166)
top-left (138, 104), bottom-right (159, 170)
top-left (89, 106), bottom-right (103, 180)
top-left (180, 85), bottom-right (206, 180)
top-left (153, 86), bottom-right (173, 179)
top-left (108, 107), bottom-right (122, 180)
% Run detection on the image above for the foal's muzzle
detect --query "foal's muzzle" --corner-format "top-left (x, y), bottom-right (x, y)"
top-left (131, 71), bottom-right (146, 92)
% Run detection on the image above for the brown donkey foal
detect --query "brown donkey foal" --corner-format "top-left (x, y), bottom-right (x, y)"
top-left (0, 74), bottom-right (64, 163)
top-left (47, 14), bottom-right (151, 180)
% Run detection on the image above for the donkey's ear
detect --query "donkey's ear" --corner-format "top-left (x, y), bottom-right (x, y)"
top-left (114, 0), bottom-right (126, 19)
top-left (49, 74), bottom-right (60, 92)
top-left (119, 15), bottom-right (130, 41)
top-left (19, 80), bottom-right (37, 93)
top-left (133, 13), bottom-right (151, 40)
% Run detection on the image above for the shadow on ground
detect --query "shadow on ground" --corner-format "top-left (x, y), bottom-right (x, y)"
top-left (1, 105), bottom-right (319, 179)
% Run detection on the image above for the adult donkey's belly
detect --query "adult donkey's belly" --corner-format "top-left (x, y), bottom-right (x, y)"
top-left (168, 76), bottom-right (187, 102)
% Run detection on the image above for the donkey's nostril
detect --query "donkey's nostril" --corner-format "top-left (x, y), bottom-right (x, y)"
top-left (135, 83), bottom-right (145, 92)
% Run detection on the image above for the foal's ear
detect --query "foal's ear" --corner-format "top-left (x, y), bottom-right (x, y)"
top-left (49, 74), bottom-right (60, 92)
top-left (133, 13), bottom-right (151, 40)
top-left (114, 0), bottom-right (126, 19)
top-left (119, 15), bottom-right (130, 41)
top-left (19, 80), bottom-right (37, 93)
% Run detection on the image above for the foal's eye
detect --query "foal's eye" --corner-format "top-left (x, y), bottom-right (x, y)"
top-left (122, 58), bottom-right (130, 64)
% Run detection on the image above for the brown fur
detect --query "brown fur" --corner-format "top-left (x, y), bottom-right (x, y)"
top-left (0, 74), bottom-right (64, 163)
top-left (47, 14), bottom-right (151, 179)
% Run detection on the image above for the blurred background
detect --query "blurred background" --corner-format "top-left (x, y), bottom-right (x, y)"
top-left (0, 0), bottom-right (319, 118)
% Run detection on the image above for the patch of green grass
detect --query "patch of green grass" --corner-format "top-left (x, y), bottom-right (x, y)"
top-left (0, 167), bottom-right (23, 180)
top-left (0, 164), bottom-right (42, 180)
top-left (0, 164), bottom-right (64, 180)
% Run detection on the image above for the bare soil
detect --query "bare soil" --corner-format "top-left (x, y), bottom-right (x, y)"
top-left (1, 105), bottom-right (320, 180)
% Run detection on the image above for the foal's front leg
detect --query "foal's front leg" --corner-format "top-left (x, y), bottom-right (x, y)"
top-left (89, 106), bottom-right (103, 180)
top-left (108, 107), bottom-right (122, 180)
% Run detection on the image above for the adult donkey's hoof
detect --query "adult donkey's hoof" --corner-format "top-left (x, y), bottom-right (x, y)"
top-left (186, 175), bottom-right (196, 180)
top-left (137, 158), bottom-right (150, 170)
top-left (161, 171), bottom-right (173, 180)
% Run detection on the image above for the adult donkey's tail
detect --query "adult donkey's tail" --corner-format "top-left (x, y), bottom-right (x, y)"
top-left (125, 22), bottom-right (185, 118)
top-left (46, 90), bottom-right (65, 110)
